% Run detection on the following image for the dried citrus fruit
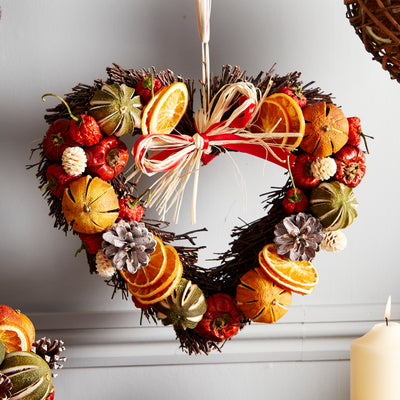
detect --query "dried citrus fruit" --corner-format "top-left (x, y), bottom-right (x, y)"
top-left (250, 99), bottom-right (290, 147)
top-left (120, 236), bottom-right (167, 288)
top-left (267, 93), bottom-right (305, 151)
top-left (62, 175), bottom-right (120, 234)
top-left (300, 102), bottom-right (348, 157)
top-left (144, 82), bottom-right (189, 135)
top-left (236, 268), bottom-right (292, 323)
top-left (141, 86), bottom-right (169, 135)
top-left (89, 83), bottom-right (142, 137)
top-left (0, 324), bottom-right (31, 354)
top-left (127, 245), bottom-right (182, 298)
top-left (0, 305), bottom-right (32, 354)
top-left (16, 311), bottom-right (35, 347)
top-left (154, 278), bottom-right (207, 330)
top-left (0, 351), bottom-right (52, 400)
top-left (131, 265), bottom-right (183, 305)
top-left (258, 251), bottom-right (314, 295)
top-left (260, 243), bottom-right (319, 293)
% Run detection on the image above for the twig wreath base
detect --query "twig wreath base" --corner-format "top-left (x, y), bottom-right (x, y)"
top-left (29, 63), bottom-right (360, 356)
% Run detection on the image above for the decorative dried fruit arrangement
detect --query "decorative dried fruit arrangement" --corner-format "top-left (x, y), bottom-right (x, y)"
top-left (0, 306), bottom-right (66, 400)
top-left (27, 2), bottom-right (370, 357)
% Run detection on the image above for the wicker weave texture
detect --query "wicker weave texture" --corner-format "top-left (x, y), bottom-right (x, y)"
top-left (345, 0), bottom-right (400, 83)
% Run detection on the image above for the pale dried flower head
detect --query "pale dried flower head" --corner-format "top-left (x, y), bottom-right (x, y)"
top-left (96, 249), bottom-right (116, 278)
top-left (310, 157), bottom-right (337, 181)
top-left (321, 230), bottom-right (347, 252)
top-left (62, 146), bottom-right (87, 176)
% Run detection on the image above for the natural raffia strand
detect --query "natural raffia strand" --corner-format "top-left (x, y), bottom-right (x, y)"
top-left (345, 0), bottom-right (400, 83)
top-left (30, 64), bottom-right (332, 355)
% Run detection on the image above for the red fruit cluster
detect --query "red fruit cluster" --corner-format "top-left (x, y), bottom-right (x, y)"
top-left (136, 75), bottom-right (162, 105)
top-left (279, 86), bottom-right (307, 108)
top-left (118, 198), bottom-right (144, 222)
top-left (195, 293), bottom-right (242, 342)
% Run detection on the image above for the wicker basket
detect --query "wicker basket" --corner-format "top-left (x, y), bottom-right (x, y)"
top-left (345, 0), bottom-right (400, 83)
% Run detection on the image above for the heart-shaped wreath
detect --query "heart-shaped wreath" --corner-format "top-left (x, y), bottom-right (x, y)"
top-left (29, 62), bottom-right (369, 355)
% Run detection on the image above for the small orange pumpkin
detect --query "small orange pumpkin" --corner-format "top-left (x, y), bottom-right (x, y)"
top-left (235, 268), bottom-right (292, 323)
top-left (300, 102), bottom-right (349, 157)
top-left (62, 175), bottom-right (119, 234)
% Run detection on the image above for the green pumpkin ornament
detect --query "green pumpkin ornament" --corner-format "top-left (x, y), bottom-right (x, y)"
top-left (155, 278), bottom-right (207, 330)
top-left (0, 340), bottom-right (4, 365)
top-left (310, 181), bottom-right (358, 231)
top-left (89, 83), bottom-right (142, 137)
top-left (0, 351), bottom-right (52, 400)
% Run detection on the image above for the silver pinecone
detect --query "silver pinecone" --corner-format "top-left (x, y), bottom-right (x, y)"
top-left (274, 212), bottom-right (324, 262)
top-left (102, 220), bottom-right (157, 273)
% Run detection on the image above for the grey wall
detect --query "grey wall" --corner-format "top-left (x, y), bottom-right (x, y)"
top-left (1, 1), bottom-right (399, 399)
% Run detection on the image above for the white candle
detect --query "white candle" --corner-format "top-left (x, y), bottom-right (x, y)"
top-left (351, 296), bottom-right (400, 400)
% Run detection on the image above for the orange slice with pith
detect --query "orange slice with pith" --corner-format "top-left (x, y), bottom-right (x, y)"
top-left (259, 243), bottom-right (318, 295)
top-left (120, 236), bottom-right (167, 288)
top-left (267, 93), bottom-right (305, 151)
top-left (141, 82), bottom-right (188, 135)
top-left (128, 245), bottom-right (182, 298)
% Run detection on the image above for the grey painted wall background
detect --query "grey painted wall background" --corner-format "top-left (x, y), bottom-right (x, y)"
top-left (0, 1), bottom-right (399, 399)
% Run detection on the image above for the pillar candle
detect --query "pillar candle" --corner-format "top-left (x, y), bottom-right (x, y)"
top-left (351, 297), bottom-right (400, 400)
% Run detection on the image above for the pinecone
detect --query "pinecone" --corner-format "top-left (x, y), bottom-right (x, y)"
top-left (102, 220), bottom-right (157, 273)
top-left (0, 373), bottom-right (12, 400)
top-left (274, 212), bottom-right (324, 262)
top-left (31, 337), bottom-right (66, 377)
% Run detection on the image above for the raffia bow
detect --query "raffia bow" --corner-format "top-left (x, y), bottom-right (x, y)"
top-left (131, 82), bottom-right (300, 224)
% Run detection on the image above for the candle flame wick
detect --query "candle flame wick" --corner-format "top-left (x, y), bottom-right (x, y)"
top-left (385, 295), bottom-right (392, 324)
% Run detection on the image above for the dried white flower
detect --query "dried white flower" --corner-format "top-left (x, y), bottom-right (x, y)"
top-left (321, 230), bottom-right (347, 252)
top-left (96, 249), bottom-right (116, 278)
top-left (62, 146), bottom-right (87, 175)
top-left (310, 157), bottom-right (337, 181)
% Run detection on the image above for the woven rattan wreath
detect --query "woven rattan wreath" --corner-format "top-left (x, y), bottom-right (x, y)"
top-left (29, 62), bottom-right (369, 355)
top-left (345, 0), bottom-right (400, 83)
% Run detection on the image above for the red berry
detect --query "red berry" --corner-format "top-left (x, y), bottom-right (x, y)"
top-left (279, 86), bottom-right (307, 108)
top-left (69, 115), bottom-right (102, 147)
top-left (136, 76), bottom-right (162, 105)
top-left (118, 198), bottom-right (144, 222)
top-left (79, 233), bottom-right (103, 254)
top-left (282, 188), bottom-right (309, 214)
top-left (347, 117), bottom-right (362, 147)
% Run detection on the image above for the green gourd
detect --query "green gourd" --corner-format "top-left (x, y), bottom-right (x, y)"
top-left (89, 83), bottom-right (142, 137)
top-left (155, 278), bottom-right (207, 330)
top-left (0, 340), bottom-right (4, 365)
top-left (310, 181), bottom-right (358, 231)
top-left (0, 351), bottom-right (52, 400)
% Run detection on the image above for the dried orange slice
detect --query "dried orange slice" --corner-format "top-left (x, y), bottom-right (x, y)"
top-left (259, 252), bottom-right (314, 295)
top-left (143, 82), bottom-right (188, 135)
top-left (141, 86), bottom-right (169, 135)
top-left (267, 93), bottom-right (305, 151)
top-left (251, 99), bottom-right (290, 147)
top-left (0, 323), bottom-right (31, 353)
top-left (235, 268), bottom-right (292, 323)
top-left (260, 243), bottom-right (318, 293)
top-left (128, 245), bottom-right (182, 298)
top-left (120, 236), bottom-right (167, 288)
top-left (131, 265), bottom-right (183, 305)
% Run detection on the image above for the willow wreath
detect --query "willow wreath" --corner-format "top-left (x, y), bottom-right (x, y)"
top-left (28, 62), bottom-right (369, 355)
